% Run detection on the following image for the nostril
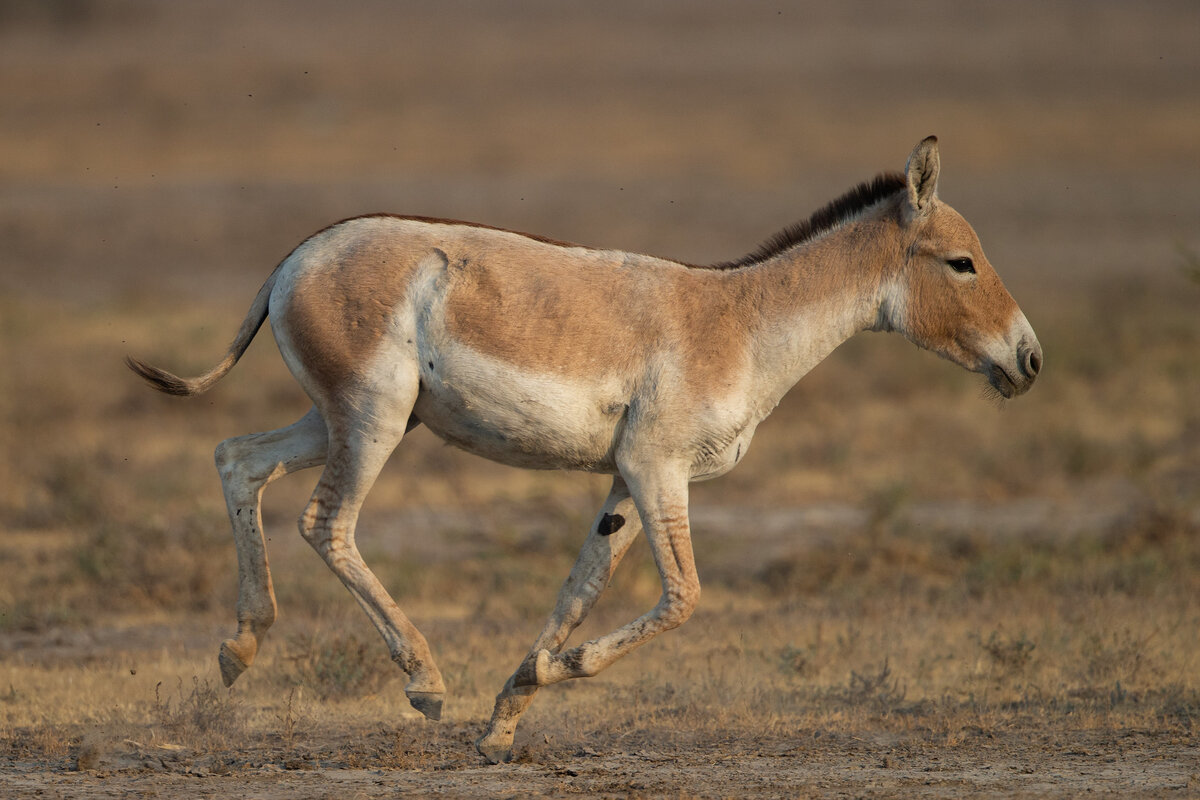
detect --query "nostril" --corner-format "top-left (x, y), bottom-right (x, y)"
top-left (1025, 348), bottom-right (1042, 378)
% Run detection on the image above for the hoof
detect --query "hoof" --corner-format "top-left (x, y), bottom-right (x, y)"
top-left (406, 691), bottom-right (444, 721)
top-left (475, 734), bottom-right (514, 764)
top-left (218, 641), bottom-right (249, 687)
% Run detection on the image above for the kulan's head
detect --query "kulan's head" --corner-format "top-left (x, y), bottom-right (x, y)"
top-left (882, 136), bottom-right (1041, 398)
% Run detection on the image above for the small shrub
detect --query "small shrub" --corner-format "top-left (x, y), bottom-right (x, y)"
top-left (1081, 629), bottom-right (1154, 686)
top-left (838, 658), bottom-right (906, 711)
top-left (153, 676), bottom-right (245, 747)
top-left (282, 631), bottom-right (396, 700)
top-left (975, 631), bottom-right (1036, 677)
top-left (275, 686), bottom-right (309, 749)
top-left (780, 644), bottom-right (816, 676)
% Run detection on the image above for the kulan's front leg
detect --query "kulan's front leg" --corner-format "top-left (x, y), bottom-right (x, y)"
top-left (476, 478), bottom-right (643, 764)
top-left (515, 467), bottom-right (699, 688)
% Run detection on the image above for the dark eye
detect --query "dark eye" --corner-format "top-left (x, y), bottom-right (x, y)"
top-left (947, 257), bottom-right (976, 274)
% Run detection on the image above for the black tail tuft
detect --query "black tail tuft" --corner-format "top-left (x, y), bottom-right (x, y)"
top-left (124, 356), bottom-right (200, 397)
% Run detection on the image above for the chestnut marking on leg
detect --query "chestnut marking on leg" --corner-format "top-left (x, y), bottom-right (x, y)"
top-left (597, 513), bottom-right (625, 537)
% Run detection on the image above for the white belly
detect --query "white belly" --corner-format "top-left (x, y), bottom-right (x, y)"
top-left (413, 342), bottom-right (628, 472)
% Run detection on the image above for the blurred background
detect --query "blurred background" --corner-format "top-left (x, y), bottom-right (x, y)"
top-left (1, 0), bottom-right (1198, 629)
top-left (4, 0), bottom-right (1197, 301)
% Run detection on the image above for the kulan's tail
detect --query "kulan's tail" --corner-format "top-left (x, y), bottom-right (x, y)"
top-left (126, 265), bottom-right (281, 397)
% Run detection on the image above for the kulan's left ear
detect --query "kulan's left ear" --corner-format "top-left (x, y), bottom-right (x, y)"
top-left (905, 136), bottom-right (940, 214)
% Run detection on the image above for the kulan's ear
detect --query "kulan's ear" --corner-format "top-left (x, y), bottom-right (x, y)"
top-left (905, 135), bottom-right (940, 214)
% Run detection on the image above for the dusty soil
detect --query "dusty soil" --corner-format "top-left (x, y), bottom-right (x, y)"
top-left (3, 718), bottom-right (1195, 799)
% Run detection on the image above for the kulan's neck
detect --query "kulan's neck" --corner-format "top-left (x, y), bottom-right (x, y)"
top-left (732, 214), bottom-right (902, 415)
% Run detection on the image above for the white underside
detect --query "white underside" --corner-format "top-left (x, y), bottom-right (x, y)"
top-left (414, 342), bottom-right (630, 472)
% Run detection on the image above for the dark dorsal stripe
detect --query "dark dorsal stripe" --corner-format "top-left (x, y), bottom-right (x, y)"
top-left (319, 175), bottom-right (905, 272)
top-left (709, 172), bottom-right (907, 270)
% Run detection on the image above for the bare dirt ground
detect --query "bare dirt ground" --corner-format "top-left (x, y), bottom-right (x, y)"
top-left (4, 729), bottom-right (1195, 799)
top-left (2, 1), bottom-right (1199, 797)
top-left (4, 576), bottom-right (1200, 800)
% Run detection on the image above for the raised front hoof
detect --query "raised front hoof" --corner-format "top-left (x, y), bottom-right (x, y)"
top-left (475, 733), bottom-right (514, 764)
top-left (218, 640), bottom-right (250, 687)
top-left (406, 691), bottom-right (444, 721)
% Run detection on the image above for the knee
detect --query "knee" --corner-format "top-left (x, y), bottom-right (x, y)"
top-left (659, 583), bottom-right (700, 629)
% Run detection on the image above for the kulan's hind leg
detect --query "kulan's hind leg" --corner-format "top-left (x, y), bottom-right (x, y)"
top-left (214, 407), bottom-right (328, 686)
top-left (299, 416), bottom-right (446, 720)
top-left (476, 478), bottom-right (644, 763)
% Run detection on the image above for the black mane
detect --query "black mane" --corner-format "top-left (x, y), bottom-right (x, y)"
top-left (710, 172), bottom-right (906, 269)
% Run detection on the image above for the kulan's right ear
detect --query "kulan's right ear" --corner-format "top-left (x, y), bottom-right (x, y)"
top-left (905, 136), bottom-right (940, 215)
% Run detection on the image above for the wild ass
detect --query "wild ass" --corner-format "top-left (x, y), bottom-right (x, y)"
top-left (128, 137), bottom-right (1041, 762)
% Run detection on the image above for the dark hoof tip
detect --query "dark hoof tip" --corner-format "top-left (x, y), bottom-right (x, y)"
top-left (407, 691), bottom-right (444, 721)
top-left (476, 738), bottom-right (514, 764)
top-left (217, 643), bottom-right (246, 688)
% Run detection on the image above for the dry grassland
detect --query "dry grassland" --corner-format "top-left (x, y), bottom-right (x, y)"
top-left (2, 1), bottom-right (1199, 797)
